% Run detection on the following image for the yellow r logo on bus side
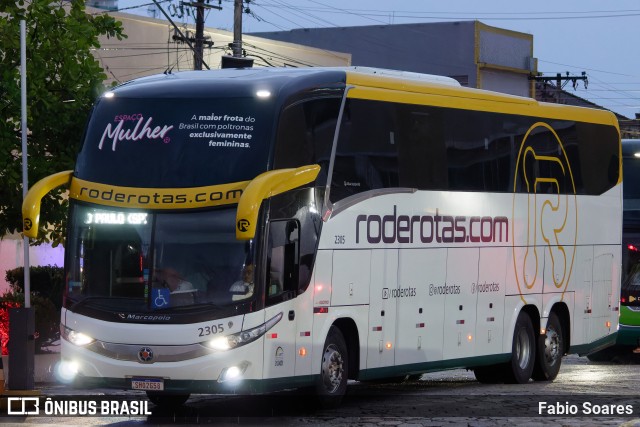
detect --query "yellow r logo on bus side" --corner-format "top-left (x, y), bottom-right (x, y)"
top-left (512, 122), bottom-right (578, 304)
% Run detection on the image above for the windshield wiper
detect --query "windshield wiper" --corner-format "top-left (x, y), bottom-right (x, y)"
top-left (151, 302), bottom-right (225, 312)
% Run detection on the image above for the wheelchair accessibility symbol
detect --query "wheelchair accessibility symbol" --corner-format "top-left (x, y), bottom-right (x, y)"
top-left (153, 288), bottom-right (170, 308)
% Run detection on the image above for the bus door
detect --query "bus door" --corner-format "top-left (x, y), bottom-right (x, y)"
top-left (262, 219), bottom-right (300, 380)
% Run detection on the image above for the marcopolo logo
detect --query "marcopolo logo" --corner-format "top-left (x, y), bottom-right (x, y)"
top-left (355, 206), bottom-right (508, 245)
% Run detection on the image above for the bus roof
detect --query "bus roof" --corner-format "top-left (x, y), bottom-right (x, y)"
top-left (106, 67), bottom-right (618, 127)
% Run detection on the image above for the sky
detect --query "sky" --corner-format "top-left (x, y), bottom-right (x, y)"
top-left (114, 0), bottom-right (640, 120)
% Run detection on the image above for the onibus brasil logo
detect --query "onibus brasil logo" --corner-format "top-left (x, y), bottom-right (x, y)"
top-left (512, 122), bottom-right (577, 303)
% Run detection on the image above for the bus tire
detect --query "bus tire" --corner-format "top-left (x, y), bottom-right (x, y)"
top-left (146, 391), bottom-right (190, 407)
top-left (505, 311), bottom-right (535, 384)
top-left (315, 326), bottom-right (348, 408)
top-left (532, 312), bottom-right (563, 381)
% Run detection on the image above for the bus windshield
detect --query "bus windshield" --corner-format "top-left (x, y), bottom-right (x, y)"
top-left (64, 203), bottom-right (256, 312)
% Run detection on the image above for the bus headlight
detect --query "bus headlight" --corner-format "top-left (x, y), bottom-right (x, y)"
top-left (61, 325), bottom-right (95, 346)
top-left (204, 312), bottom-right (283, 351)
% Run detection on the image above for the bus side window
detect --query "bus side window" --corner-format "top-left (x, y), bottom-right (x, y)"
top-left (266, 220), bottom-right (300, 304)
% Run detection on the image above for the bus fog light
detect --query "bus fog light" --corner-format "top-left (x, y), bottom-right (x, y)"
top-left (218, 361), bottom-right (249, 383)
top-left (55, 360), bottom-right (79, 383)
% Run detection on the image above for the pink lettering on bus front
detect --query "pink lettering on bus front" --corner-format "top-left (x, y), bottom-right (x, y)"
top-left (98, 116), bottom-right (173, 151)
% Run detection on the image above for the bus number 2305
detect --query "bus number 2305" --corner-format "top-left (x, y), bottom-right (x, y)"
top-left (198, 324), bottom-right (225, 336)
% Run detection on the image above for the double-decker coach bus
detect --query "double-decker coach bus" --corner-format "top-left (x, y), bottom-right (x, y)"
top-left (23, 67), bottom-right (622, 406)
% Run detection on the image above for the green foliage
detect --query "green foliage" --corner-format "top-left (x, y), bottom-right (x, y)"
top-left (2, 265), bottom-right (64, 353)
top-left (5, 265), bottom-right (64, 311)
top-left (0, 0), bottom-right (126, 246)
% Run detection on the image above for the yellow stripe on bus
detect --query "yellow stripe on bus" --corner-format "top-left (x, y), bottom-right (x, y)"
top-left (345, 73), bottom-right (620, 127)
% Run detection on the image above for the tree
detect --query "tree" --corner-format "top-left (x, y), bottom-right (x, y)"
top-left (0, 0), bottom-right (126, 246)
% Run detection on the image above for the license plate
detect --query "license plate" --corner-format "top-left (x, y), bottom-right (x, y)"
top-left (131, 377), bottom-right (164, 391)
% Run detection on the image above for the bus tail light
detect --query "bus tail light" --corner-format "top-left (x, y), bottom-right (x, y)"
top-left (204, 312), bottom-right (283, 351)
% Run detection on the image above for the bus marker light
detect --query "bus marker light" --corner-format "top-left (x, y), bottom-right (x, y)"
top-left (606, 321), bottom-right (611, 328)
top-left (416, 323), bottom-right (425, 328)
top-left (385, 342), bottom-right (392, 350)
top-left (256, 90), bottom-right (271, 98)
top-left (456, 320), bottom-right (465, 325)
top-left (467, 334), bottom-right (473, 342)
top-left (372, 326), bottom-right (382, 331)
top-left (300, 331), bottom-right (311, 337)
top-left (267, 333), bottom-right (278, 339)
top-left (313, 307), bottom-right (329, 314)
top-left (298, 347), bottom-right (307, 357)
top-left (540, 328), bottom-right (546, 335)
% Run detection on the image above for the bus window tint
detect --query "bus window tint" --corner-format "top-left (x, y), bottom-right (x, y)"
top-left (273, 97), bottom-right (341, 186)
top-left (266, 220), bottom-right (300, 304)
top-left (328, 99), bottom-right (619, 202)
top-left (331, 100), bottom-right (399, 201)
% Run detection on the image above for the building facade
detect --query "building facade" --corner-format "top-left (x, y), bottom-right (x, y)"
top-left (253, 21), bottom-right (536, 97)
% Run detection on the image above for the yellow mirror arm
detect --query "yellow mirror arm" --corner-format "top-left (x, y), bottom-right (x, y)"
top-left (22, 170), bottom-right (74, 238)
top-left (236, 164), bottom-right (320, 240)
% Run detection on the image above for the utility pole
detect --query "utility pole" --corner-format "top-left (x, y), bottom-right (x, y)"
top-left (221, 0), bottom-right (253, 68)
top-left (180, 1), bottom-right (221, 70)
top-left (232, 0), bottom-right (243, 58)
top-left (194, 2), bottom-right (205, 70)
top-left (530, 72), bottom-right (588, 103)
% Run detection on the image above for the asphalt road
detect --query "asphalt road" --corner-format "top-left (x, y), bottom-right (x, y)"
top-left (2, 352), bottom-right (640, 426)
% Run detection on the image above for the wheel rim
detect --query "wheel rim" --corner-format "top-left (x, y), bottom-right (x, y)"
top-left (543, 327), bottom-right (561, 366)
top-left (515, 326), bottom-right (532, 369)
top-left (321, 343), bottom-right (344, 394)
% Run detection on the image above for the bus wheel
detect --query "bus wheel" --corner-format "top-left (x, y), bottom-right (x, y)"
top-left (146, 391), bottom-right (190, 408)
top-left (532, 312), bottom-right (563, 381)
top-left (315, 326), bottom-right (348, 408)
top-left (505, 311), bottom-right (535, 384)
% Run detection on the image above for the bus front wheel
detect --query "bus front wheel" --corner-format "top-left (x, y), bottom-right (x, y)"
top-left (315, 326), bottom-right (348, 408)
top-left (505, 311), bottom-right (535, 384)
top-left (532, 312), bottom-right (563, 381)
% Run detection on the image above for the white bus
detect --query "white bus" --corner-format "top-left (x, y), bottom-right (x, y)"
top-left (24, 67), bottom-right (622, 407)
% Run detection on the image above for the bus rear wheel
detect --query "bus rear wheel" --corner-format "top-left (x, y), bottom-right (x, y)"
top-left (146, 391), bottom-right (190, 408)
top-left (315, 326), bottom-right (348, 408)
top-left (504, 311), bottom-right (535, 384)
top-left (532, 312), bottom-right (563, 381)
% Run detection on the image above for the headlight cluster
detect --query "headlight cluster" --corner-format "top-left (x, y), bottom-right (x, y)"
top-left (204, 312), bottom-right (282, 351)
top-left (61, 325), bottom-right (95, 346)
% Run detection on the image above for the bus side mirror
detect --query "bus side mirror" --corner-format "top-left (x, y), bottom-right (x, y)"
top-left (22, 170), bottom-right (73, 238)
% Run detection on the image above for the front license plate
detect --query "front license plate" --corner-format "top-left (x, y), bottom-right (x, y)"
top-left (131, 377), bottom-right (164, 391)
